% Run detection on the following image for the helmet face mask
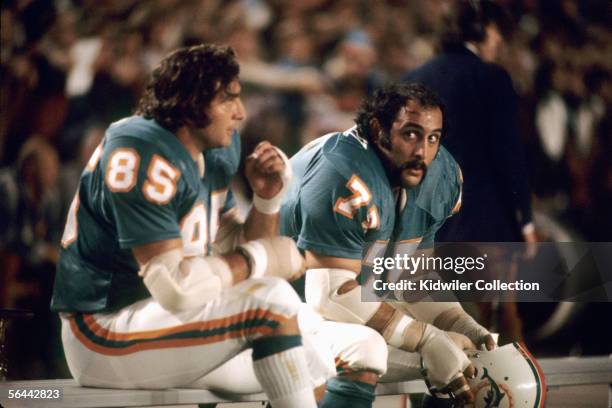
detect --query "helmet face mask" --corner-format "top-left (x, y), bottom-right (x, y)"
top-left (422, 342), bottom-right (547, 407)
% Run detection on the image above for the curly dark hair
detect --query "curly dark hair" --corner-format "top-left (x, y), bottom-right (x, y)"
top-left (135, 44), bottom-right (239, 132)
top-left (355, 83), bottom-right (445, 142)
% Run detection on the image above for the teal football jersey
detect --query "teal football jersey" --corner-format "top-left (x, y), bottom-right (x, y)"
top-left (394, 145), bottom-right (462, 250)
top-left (51, 116), bottom-right (202, 313)
top-left (199, 130), bottom-right (241, 254)
top-left (280, 127), bottom-right (397, 260)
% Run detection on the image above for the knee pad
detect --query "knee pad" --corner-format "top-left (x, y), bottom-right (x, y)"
top-left (305, 268), bottom-right (379, 324)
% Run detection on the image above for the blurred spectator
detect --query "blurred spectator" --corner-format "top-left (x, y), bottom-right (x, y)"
top-left (85, 28), bottom-right (145, 124)
top-left (302, 76), bottom-right (363, 145)
top-left (324, 29), bottom-right (380, 94)
top-left (0, 0), bottom-right (67, 165)
top-left (60, 26), bottom-right (145, 161)
top-left (0, 136), bottom-right (63, 379)
top-left (584, 67), bottom-right (612, 241)
top-left (0, 136), bottom-right (62, 273)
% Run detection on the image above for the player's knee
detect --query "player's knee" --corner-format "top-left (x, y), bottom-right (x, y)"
top-left (341, 326), bottom-right (388, 375)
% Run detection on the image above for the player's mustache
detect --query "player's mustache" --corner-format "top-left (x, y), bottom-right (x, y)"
top-left (399, 159), bottom-right (427, 172)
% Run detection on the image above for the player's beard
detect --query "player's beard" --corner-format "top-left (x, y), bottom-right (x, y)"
top-left (398, 158), bottom-right (427, 188)
top-left (374, 143), bottom-right (428, 188)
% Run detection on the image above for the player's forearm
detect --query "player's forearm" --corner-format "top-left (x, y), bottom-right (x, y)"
top-left (306, 267), bottom-right (427, 352)
top-left (327, 273), bottom-right (476, 392)
top-left (133, 239), bottom-right (249, 310)
top-left (338, 280), bottom-right (426, 351)
top-left (394, 301), bottom-right (493, 348)
top-left (138, 249), bottom-right (234, 312)
top-left (212, 207), bottom-right (279, 254)
top-left (304, 252), bottom-right (428, 350)
top-left (243, 206), bottom-right (279, 240)
top-left (244, 142), bottom-right (291, 239)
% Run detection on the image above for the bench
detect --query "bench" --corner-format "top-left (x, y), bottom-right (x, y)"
top-left (1, 356), bottom-right (610, 407)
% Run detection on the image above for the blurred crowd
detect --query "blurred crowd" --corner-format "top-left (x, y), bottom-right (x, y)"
top-left (0, 0), bottom-right (610, 379)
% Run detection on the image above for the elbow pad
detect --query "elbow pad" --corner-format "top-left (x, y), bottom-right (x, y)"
top-left (305, 268), bottom-right (419, 350)
top-left (139, 249), bottom-right (233, 312)
top-left (304, 268), bottom-right (380, 325)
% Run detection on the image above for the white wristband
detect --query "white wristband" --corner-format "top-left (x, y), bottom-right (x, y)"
top-left (252, 147), bottom-right (292, 215)
top-left (238, 240), bottom-right (268, 278)
top-left (253, 194), bottom-right (283, 215)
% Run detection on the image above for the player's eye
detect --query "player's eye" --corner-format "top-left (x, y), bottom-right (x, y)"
top-left (428, 134), bottom-right (440, 144)
top-left (222, 92), bottom-right (239, 102)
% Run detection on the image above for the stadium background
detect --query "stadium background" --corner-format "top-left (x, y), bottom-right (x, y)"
top-left (0, 0), bottom-right (610, 398)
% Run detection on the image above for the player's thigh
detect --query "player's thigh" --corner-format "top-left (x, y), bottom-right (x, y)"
top-left (62, 277), bottom-right (301, 388)
top-left (190, 349), bottom-right (262, 394)
top-left (61, 303), bottom-right (248, 388)
top-left (193, 305), bottom-right (336, 394)
top-left (191, 340), bottom-right (329, 395)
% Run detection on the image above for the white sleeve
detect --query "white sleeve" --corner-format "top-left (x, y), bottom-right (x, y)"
top-left (139, 249), bottom-right (233, 312)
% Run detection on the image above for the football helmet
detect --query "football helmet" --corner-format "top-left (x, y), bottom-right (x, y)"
top-left (422, 342), bottom-right (547, 407)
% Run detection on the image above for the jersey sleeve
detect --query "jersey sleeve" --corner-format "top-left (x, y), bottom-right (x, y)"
top-left (418, 218), bottom-right (444, 249)
top-left (101, 136), bottom-right (187, 249)
top-left (449, 164), bottom-right (463, 217)
top-left (419, 161), bottom-right (463, 249)
top-left (296, 164), bottom-right (376, 259)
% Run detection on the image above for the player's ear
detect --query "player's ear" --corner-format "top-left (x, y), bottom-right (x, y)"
top-left (369, 119), bottom-right (382, 144)
top-left (370, 119), bottom-right (391, 151)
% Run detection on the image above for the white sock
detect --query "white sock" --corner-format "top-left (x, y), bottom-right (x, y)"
top-left (253, 346), bottom-right (316, 408)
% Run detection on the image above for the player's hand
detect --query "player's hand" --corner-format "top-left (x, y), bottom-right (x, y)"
top-left (463, 330), bottom-right (496, 351)
top-left (445, 373), bottom-right (475, 407)
top-left (239, 236), bottom-right (306, 281)
top-left (245, 141), bottom-right (287, 199)
top-left (481, 333), bottom-right (497, 351)
top-left (447, 331), bottom-right (476, 351)
top-left (418, 324), bottom-right (475, 403)
top-left (444, 311), bottom-right (496, 351)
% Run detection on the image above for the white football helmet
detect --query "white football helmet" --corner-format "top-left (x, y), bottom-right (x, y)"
top-left (423, 342), bottom-right (547, 407)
